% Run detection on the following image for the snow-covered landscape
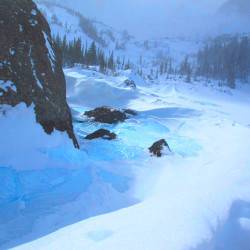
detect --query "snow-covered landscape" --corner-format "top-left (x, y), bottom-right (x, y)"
top-left (0, 0), bottom-right (250, 250)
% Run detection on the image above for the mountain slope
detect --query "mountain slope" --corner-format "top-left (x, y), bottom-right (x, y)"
top-left (218, 0), bottom-right (250, 16)
top-left (36, 0), bottom-right (133, 50)
top-left (214, 0), bottom-right (250, 35)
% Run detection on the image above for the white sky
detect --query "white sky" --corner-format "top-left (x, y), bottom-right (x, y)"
top-left (59, 0), bottom-right (228, 38)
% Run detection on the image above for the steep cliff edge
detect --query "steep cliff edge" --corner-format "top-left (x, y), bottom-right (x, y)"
top-left (0, 0), bottom-right (79, 148)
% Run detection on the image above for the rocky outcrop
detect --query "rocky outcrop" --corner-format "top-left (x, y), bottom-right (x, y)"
top-left (0, 0), bottom-right (79, 148)
top-left (85, 129), bottom-right (117, 140)
top-left (84, 106), bottom-right (136, 124)
top-left (149, 139), bottom-right (171, 157)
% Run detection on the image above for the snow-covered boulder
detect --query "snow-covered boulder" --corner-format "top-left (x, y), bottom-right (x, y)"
top-left (0, 0), bottom-right (78, 148)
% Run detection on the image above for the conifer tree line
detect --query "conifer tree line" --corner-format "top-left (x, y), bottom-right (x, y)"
top-left (149, 57), bottom-right (182, 80)
top-left (195, 35), bottom-right (250, 88)
top-left (54, 35), bottom-right (131, 72)
top-left (144, 58), bottom-right (176, 80)
top-left (166, 35), bottom-right (250, 88)
top-left (178, 56), bottom-right (193, 83)
top-left (159, 58), bottom-right (175, 76)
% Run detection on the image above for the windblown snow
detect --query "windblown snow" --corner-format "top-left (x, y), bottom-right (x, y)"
top-left (0, 66), bottom-right (249, 250)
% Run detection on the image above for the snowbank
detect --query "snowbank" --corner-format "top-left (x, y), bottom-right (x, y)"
top-left (0, 104), bottom-right (79, 171)
top-left (65, 68), bottom-right (138, 108)
top-left (0, 104), bottom-right (136, 248)
top-left (13, 119), bottom-right (250, 250)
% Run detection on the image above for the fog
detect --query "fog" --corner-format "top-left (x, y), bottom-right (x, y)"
top-left (49, 0), bottom-right (248, 39)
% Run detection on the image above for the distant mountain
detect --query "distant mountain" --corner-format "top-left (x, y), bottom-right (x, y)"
top-left (36, 1), bottom-right (133, 50)
top-left (214, 0), bottom-right (250, 35)
top-left (218, 0), bottom-right (250, 17)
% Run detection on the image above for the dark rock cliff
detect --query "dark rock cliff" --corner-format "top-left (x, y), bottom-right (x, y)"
top-left (0, 0), bottom-right (79, 148)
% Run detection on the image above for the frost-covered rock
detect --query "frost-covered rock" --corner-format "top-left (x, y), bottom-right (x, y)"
top-left (85, 129), bottom-right (117, 140)
top-left (0, 0), bottom-right (78, 148)
top-left (149, 139), bottom-right (171, 157)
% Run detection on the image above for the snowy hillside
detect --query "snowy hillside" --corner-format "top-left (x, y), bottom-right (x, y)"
top-left (36, 1), bottom-right (133, 50)
top-left (9, 67), bottom-right (250, 250)
top-left (36, 1), bottom-right (203, 68)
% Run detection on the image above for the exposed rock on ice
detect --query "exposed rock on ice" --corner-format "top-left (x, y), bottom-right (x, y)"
top-left (149, 139), bottom-right (171, 157)
top-left (85, 129), bottom-right (117, 140)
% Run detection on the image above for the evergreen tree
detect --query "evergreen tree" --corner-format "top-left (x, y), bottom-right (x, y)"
top-left (195, 35), bottom-right (250, 87)
top-left (180, 56), bottom-right (192, 82)
top-left (53, 36), bottom-right (133, 74)
top-left (86, 41), bottom-right (97, 65)
top-left (160, 62), bottom-right (164, 75)
top-left (98, 50), bottom-right (106, 72)
top-left (124, 60), bottom-right (131, 70)
top-left (108, 51), bottom-right (115, 70)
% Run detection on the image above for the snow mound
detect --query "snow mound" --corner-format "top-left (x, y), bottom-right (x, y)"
top-left (65, 68), bottom-right (138, 108)
top-left (0, 104), bottom-right (78, 171)
top-left (0, 104), bottom-right (137, 248)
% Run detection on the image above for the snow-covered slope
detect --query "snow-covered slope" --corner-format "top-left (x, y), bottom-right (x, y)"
top-left (8, 67), bottom-right (250, 250)
top-left (36, 1), bottom-right (203, 68)
top-left (36, 1), bottom-right (133, 50)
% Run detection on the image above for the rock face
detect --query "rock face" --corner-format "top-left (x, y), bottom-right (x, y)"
top-left (0, 0), bottom-right (79, 148)
top-left (85, 129), bottom-right (117, 140)
top-left (149, 139), bottom-right (171, 157)
top-left (85, 107), bottom-right (128, 124)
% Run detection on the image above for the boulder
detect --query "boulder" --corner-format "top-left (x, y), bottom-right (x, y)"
top-left (0, 0), bottom-right (78, 148)
top-left (84, 107), bottom-right (127, 124)
top-left (149, 139), bottom-right (171, 157)
top-left (85, 129), bottom-right (117, 140)
top-left (124, 79), bottom-right (136, 89)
